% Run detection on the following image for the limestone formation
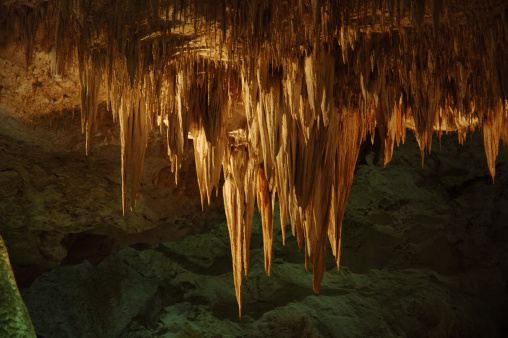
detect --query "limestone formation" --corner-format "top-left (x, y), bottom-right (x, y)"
top-left (0, 0), bottom-right (507, 315)
top-left (0, 235), bottom-right (36, 337)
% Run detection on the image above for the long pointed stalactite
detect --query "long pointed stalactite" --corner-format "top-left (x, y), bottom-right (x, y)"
top-left (1, 0), bottom-right (507, 316)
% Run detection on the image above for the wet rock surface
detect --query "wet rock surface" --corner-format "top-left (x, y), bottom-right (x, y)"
top-left (20, 131), bottom-right (508, 337)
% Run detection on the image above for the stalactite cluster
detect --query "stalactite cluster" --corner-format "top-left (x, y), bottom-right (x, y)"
top-left (1, 0), bottom-right (507, 316)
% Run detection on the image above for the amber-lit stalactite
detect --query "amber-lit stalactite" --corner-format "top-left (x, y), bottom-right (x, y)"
top-left (1, 0), bottom-right (507, 316)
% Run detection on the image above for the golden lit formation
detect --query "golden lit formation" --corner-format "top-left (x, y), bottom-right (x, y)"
top-left (1, 0), bottom-right (507, 316)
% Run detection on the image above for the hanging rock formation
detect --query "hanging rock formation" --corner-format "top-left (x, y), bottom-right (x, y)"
top-left (1, 0), bottom-right (507, 316)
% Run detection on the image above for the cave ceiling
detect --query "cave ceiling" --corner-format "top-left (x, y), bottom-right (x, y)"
top-left (1, 0), bottom-right (507, 316)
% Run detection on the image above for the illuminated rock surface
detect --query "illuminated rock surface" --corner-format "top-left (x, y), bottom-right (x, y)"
top-left (0, 235), bottom-right (36, 337)
top-left (21, 132), bottom-right (508, 337)
top-left (0, 0), bottom-right (507, 330)
top-left (0, 105), bottom-right (224, 278)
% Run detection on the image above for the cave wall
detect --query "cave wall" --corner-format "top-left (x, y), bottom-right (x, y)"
top-left (0, 0), bottom-right (507, 315)
top-left (0, 235), bottom-right (36, 337)
top-left (19, 131), bottom-right (508, 337)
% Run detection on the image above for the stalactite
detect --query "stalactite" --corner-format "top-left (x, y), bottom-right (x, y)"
top-left (222, 145), bottom-right (257, 318)
top-left (222, 172), bottom-right (243, 317)
top-left (127, 90), bottom-right (149, 213)
top-left (304, 44), bottom-right (335, 128)
top-left (190, 67), bottom-right (227, 208)
top-left (483, 101), bottom-right (506, 182)
top-left (78, 53), bottom-right (102, 156)
top-left (1, 0), bottom-right (507, 318)
top-left (257, 164), bottom-right (273, 276)
top-left (328, 108), bottom-right (364, 268)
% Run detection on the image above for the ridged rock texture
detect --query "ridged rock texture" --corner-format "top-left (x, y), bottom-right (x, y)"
top-left (0, 235), bottom-right (36, 337)
top-left (1, 0), bottom-right (507, 315)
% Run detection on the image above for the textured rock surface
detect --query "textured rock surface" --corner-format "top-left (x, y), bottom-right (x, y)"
top-left (2, 0), bottom-right (507, 312)
top-left (0, 235), bottom-right (36, 337)
top-left (22, 131), bottom-right (508, 337)
top-left (0, 0), bottom-right (508, 312)
top-left (0, 103), bottom-right (224, 281)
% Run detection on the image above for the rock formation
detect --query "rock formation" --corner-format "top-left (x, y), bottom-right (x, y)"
top-left (0, 0), bottom-right (507, 316)
top-left (0, 235), bottom-right (36, 337)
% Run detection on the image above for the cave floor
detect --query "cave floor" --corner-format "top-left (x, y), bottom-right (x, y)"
top-left (18, 131), bottom-right (508, 337)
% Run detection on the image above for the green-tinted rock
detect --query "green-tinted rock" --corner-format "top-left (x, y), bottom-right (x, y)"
top-left (0, 235), bottom-right (36, 338)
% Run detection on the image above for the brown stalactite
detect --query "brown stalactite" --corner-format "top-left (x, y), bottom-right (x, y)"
top-left (0, 0), bottom-right (507, 317)
top-left (483, 101), bottom-right (506, 182)
top-left (257, 164), bottom-right (273, 277)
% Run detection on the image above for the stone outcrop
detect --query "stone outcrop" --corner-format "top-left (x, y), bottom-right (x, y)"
top-left (0, 235), bottom-right (36, 337)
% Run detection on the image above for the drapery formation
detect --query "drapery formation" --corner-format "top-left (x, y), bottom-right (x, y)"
top-left (1, 0), bottom-right (507, 316)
